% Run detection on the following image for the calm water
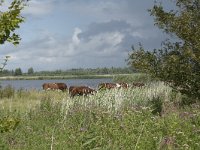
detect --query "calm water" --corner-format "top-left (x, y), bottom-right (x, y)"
top-left (0, 78), bottom-right (112, 90)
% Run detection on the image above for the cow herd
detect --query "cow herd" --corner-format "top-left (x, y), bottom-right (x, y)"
top-left (42, 82), bottom-right (145, 98)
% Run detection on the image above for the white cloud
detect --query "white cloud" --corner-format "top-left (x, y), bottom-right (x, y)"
top-left (2, 26), bottom-right (128, 71)
top-left (72, 28), bottom-right (82, 45)
top-left (22, 0), bottom-right (55, 16)
top-left (79, 31), bottom-right (124, 55)
top-left (131, 32), bottom-right (144, 39)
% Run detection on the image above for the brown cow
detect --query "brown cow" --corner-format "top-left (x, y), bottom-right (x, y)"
top-left (117, 82), bottom-right (129, 89)
top-left (42, 83), bottom-right (67, 91)
top-left (69, 86), bottom-right (88, 94)
top-left (56, 83), bottom-right (68, 91)
top-left (69, 86), bottom-right (97, 98)
top-left (132, 82), bottom-right (145, 88)
top-left (98, 83), bottom-right (121, 90)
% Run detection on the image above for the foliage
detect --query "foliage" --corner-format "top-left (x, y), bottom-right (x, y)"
top-left (148, 96), bottom-right (163, 116)
top-left (0, 115), bottom-right (20, 149)
top-left (36, 67), bottom-right (134, 76)
top-left (0, 87), bottom-right (199, 149)
top-left (0, 116), bottom-right (20, 133)
top-left (113, 73), bottom-right (153, 83)
top-left (0, 85), bottom-right (15, 99)
top-left (0, 67), bottom-right (134, 76)
top-left (0, 0), bottom-right (27, 45)
top-left (0, 1), bottom-right (26, 140)
top-left (0, 0), bottom-right (27, 75)
top-left (14, 67), bottom-right (22, 76)
top-left (27, 67), bottom-right (34, 75)
top-left (128, 0), bottom-right (200, 101)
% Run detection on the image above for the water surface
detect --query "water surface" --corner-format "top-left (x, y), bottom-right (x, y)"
top-left (0, 78), bottom-right (112, 90)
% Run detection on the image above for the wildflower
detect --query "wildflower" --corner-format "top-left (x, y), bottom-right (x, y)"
top-left (141, 106), bottom-right (148, 110)
top-left (120, 124), bottom-right (125, 129)
top-left (195, 143), bottom-right (199, 146)
top-left (153, 136), bottom-right (157, 140)
top-left (183, 144), bottom-right (189, 149)
top-left (80, 127), bottom-right (87, 132)
top-left (176, 131), bottom-right (184, 135)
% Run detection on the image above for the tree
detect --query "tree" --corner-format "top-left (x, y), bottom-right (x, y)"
top-left (0, 0), bottom-right (27, 73)
top-left (27, 67), bottom-right (34, 75)
top-left (0, 0), bottom-right (27, 134)
top-left (0, 0), bottom-right (27, 45)
top-left (0, 56), bottom-right (10, 72)
top-left (14, 67), bottom-right (22, 76)
top-left (128, 0), bottom-right (200, 101)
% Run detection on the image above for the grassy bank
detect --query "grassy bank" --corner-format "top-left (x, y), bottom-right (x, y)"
top-left (0, 82), bottom-right (200, 149)
top-left (0, 73), bottom-right (148, 81)
top-left (0, 74), bottom-right (117, 80)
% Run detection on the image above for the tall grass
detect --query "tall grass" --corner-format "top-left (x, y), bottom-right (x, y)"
top-left (0, 82), bottom-right (171, 114)
top-left (0, 82), bottom-right (200, 149)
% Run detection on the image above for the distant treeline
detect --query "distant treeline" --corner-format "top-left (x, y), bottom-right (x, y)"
top-left (0, 67), bottom-right (135, 76)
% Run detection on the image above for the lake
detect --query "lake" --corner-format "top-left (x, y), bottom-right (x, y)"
top-left (0, 78), bottom-right (112, 90)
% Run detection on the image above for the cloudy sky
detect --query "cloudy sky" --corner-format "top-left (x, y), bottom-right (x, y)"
top-left (0, 0), bottom-right (172, 72)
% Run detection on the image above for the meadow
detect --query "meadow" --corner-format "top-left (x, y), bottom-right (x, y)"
top-left (0, 78), bottom-right (200, 149)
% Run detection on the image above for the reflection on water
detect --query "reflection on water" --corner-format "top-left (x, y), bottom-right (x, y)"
top-left (0, 78), bottom-right (112, 90)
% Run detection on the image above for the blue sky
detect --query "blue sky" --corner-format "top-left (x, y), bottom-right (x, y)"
top-left (0, 0), bottom-right (172, 71)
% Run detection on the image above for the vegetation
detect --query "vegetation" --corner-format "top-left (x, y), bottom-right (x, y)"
top-left (113, 73), bottom-right (153, 83)
top-left (0, 82), bottom-right (199, 149)
top-left (0, 0), bottom-right (27, 140)
top-left (0, 0), bottom-right (27, 45)
top-left (14, 68), bottom-right (22, 76)
top-left (27, 67), bottom-right (34, 75)
top-left (0, 67), bottom-right (134, 77)
top-left (0, 0), bottom-right (27, 72)
top-left (1, 0), bottom-right (199, 149)
top-left (128, 0), bottom-right (200, 102)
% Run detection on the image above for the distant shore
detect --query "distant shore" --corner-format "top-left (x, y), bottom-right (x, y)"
top-left (0, 74), bottom-right (124, 80)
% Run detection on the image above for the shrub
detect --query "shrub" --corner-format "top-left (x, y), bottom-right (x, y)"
top-left (148, 96), bottom-right (163, 116)
top-left (0, 116), bottom-right (20, 133)
top-left (0, 85), bottom-right (15, 99)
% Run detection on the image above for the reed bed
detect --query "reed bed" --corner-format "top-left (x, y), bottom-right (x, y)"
top-left (0, 81), bottom-right (172, 115)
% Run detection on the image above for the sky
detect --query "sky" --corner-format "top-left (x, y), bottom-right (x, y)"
top-left (0, 0), bottom-right (172, 72)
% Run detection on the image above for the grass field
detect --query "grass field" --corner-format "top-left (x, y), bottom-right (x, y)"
top-left (0, 81), bottom-right (200, 149)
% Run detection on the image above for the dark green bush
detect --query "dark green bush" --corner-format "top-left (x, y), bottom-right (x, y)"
top-left (0, 116), bottom-right (20, 133)
top-left (148, 96), bottom-right (163, 116)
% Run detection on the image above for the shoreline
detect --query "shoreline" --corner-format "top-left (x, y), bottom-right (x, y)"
top-left (0, 74), bottom-right (120, 80)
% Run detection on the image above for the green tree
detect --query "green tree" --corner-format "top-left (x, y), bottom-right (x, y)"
top-left (27, 67), bottom-right (34, 75)
top-left (0, 0), bottom-right (26, 134)
top-left (0, 0), bottom-right (27, 73)
top-left (128, 0), bottom-right (200, 101)
top-left (0, 0), bottom-right (27, 45)
top-left (14, 67), bottom-right (22, 76)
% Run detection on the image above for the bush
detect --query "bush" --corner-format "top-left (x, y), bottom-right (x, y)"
top-left (148, 96), bottom-right (163, 116)
top-left (0, 85), bottom-right (15, 99)
top-left (0, 116), bottom-right (20, 133)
